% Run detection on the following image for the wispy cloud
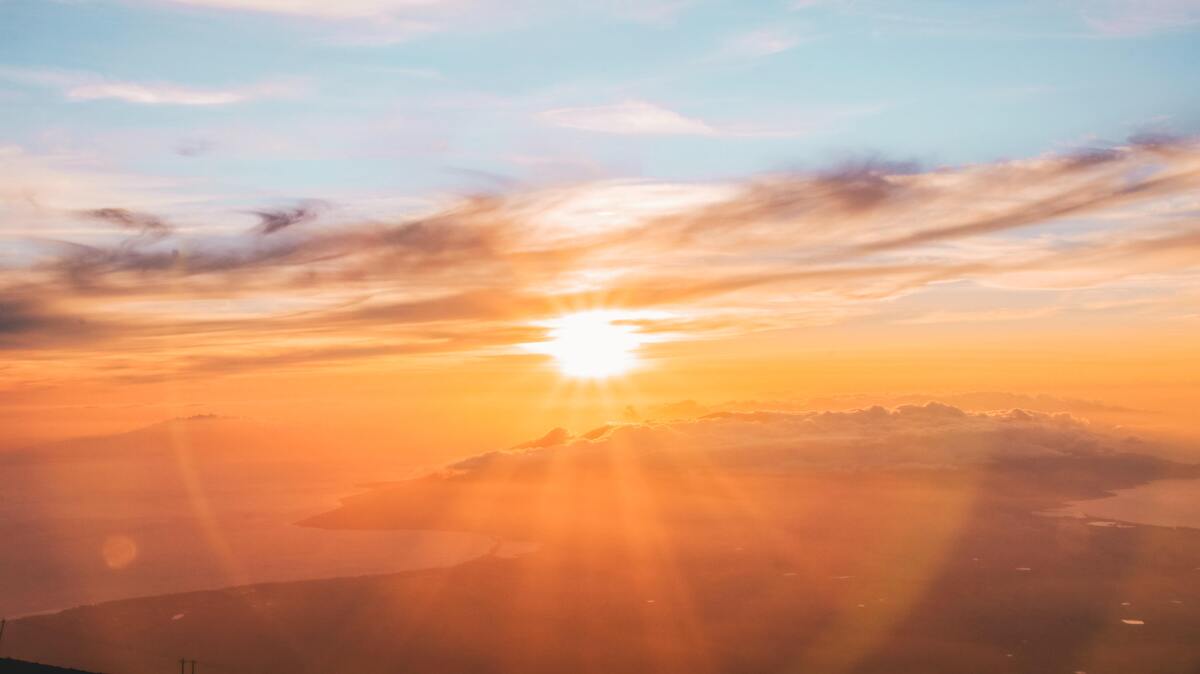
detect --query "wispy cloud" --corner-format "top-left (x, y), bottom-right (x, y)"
top-left (589, 0), bottom-right (694, 24)
top-left (539, 100), bottom-right (716, 136)
top-left (1, 138), bottom-right (1199, 383)
top-left (538, 99), bottom-right (879, 138)
top-left (67, 82), bottom-right (243, 106)
top-left (147, 0), bottom-right (459, 20)
top-left (793, 0), bottom-right (1200, 38)
top-left (320, 18), bottom-right (443, 46)
top-left (893, 306), bottom-right (1058, 325)
top-left (152, 0), bottom-right (697, 25)
top-left (718, 27), bottom-right (806, 59)
top-left (1080, 0), bottom-right (1200, 36)
top-left (443, 403), bottom-right (1153, 476)
top-left (0, 145), bottom-right (186, 213)
top-left (0, 67), bottom-right (303, 106)
top-left (251, 200), bottom-right (328, 235)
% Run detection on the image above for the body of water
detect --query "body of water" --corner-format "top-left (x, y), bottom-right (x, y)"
top-left (0, 448), bottom-right (493, 617)
top-left (1044, 477), bottom-right (1200, 529)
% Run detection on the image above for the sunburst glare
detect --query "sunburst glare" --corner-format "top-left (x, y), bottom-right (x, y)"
top-left (530, 311), bottom-right (645, 378)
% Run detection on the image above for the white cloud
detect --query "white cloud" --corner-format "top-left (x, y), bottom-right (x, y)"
top-left (452, 403), bottom-right (1151, 474)
top-left (539, 98), bottom-right (881, 139)
top-left (66, 83), bottom-right (243, 106)
top-left (719, 102), bottom-right (889, 138)
top-left (151, 0), bottom-right (454, 19)
top-left (153, 0), bottom-right (696, 24)
top-left (589, 0), bottom-right (694, 24)
top-left (1080, 0), bottom-right (1200, 36)
top-left (321, 19), bottom-right (443, 46)
top-left (539, 100), bottom-right (716, 136)
top-left (0, 67), bottom-right (302, 106)
top-left (0, 146), bottom-right (180, 208)
top-left (719, 27), bottom-right (805, 59)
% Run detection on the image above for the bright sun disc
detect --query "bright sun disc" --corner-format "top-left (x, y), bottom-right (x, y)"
top-left (537, 311), bottom-right (643, 378)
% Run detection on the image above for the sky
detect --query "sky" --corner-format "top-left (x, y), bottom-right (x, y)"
top-left (1, 0), bottom-right (1199, 454)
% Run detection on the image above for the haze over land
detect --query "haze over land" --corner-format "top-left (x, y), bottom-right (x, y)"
top-left (1, 0), bottom-right (1199, 672)
top-left (5, 400), bottom-right (1200, 673)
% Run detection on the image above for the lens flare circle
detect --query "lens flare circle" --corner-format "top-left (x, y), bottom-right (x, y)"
top-left (101, 534), bottom-right (138, 570)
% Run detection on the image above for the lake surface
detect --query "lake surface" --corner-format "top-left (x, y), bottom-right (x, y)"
top-left (1045, 477), bottom-right (1200, 529)
top-left (0, 449), bottom-right (494, 617)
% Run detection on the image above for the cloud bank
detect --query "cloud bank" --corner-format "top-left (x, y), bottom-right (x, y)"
top-left (451, 404), bottom-right (1155, 475)
top-left (1, 137), bottom-right (1198, 383)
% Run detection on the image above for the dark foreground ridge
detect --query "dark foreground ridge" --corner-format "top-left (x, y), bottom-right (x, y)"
top-left (0, 658), bottom-right (103, 673)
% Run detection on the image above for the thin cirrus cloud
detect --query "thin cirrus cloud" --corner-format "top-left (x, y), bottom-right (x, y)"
top-left (1078, 0), bottom-right (1200, 36)
top-left (593, 0), bottom-right (694, 24)
top-left (539, 100), bottom-right (716, 136)
top-left (717, 27), bottom-right (805, 59)
top-left (144, 0), bottom-right (698, 25)
top-left (538, 99), bottom-right (877, 138)
top-left (0, 67), bottom-right (302, 106)
top-left (68, 82), bottom-right (247, 106)
top-left (144, 0), bottom-right (460, 19)
top-left (0, 145), bottom-right (187, 214)
top-left (891, 306), bottom-right (1059, 326)
top-left (793, 0), bottom-right (1200, 38)
top-left (110, 0), bottom-right (709, 49)
top-left (1, 137), bottom-right (1199, 383)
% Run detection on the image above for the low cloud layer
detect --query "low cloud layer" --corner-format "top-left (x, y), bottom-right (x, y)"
top-left (451, 404), bottom-right (1155, 475)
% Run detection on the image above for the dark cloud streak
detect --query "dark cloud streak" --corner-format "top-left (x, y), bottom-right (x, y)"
top-left (252, 200), bottom-right (326, 235)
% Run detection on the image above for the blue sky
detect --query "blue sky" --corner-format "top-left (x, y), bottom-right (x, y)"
top-left (2, 0), bottom-right (1198, 207)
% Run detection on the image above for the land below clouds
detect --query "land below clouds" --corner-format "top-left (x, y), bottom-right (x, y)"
top-left (5, 403), bottom-right (1200, 673)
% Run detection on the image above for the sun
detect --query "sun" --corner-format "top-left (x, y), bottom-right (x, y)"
top-left (535, 311), bottom-right (644, 378)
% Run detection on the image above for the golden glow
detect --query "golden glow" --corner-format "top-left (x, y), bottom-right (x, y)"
top-left (535, 311), bottom-right (644, 379)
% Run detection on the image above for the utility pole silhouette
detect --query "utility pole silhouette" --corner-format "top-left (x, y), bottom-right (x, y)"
top-left (1, 617), bottom-right (6, 654)
top-left (180, 658), bottom-right (197, 673)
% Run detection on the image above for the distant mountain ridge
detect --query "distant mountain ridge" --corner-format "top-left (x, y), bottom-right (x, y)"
top-left (0, 414), bottom-right (309, 465)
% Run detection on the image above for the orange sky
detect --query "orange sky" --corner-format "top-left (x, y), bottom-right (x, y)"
top-left (2, 140), bottom-right (1199, 457)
